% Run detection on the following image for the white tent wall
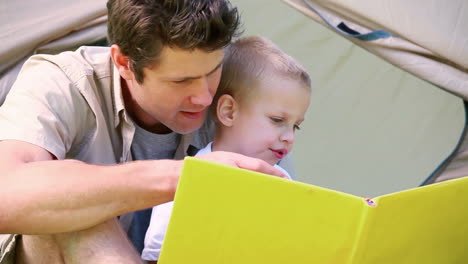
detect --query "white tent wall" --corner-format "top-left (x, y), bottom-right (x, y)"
top-left (284, 0), bottom-right (468, 100)
top-left (0, 0), bottom-right (108, 104)
top-left (230, 0), bottom-right (464, 197)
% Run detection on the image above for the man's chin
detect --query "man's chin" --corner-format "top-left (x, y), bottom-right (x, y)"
top-left (170, 121), bottom-right (204, 135)
top-left (168, 111), bottom-right (207, 134)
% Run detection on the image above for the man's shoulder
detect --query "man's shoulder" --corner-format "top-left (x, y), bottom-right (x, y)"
top-left (20, 46), bottom-right (115, 105)
top-left (28, 46), bottom-right (112, 81)
top-left (10, 46), bottom-right (117, 129)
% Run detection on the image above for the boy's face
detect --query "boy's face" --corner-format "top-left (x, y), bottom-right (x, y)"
top-left (230, 75), bottom-right (310, 165)
top-left (124, 47), bottom-right (224, 134)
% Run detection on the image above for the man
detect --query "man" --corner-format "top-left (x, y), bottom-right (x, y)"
top-left (0, 0), bottom-right (287, 263)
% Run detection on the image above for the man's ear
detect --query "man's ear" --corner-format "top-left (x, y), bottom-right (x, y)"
top-left (216, 94), bottom-right (238, 127)
top-left (110, 44), bottom-right (134, 80)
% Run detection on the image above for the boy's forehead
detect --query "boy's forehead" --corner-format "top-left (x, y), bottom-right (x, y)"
top-left (256, 74), bottom-right (308, 92)
top-left (255, 76), bottom-right (310, 103)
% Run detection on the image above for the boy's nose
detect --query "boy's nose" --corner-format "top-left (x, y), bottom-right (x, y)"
top-left (280, 128), bottom-right (295, 144)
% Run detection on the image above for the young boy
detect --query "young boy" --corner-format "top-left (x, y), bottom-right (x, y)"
top-left (141, 35), bottom-right (312, 262)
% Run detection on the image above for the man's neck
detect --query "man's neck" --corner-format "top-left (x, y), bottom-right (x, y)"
top-left (120, 77), bottom-right (172, 134)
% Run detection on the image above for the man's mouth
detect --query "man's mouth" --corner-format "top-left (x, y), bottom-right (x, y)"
top-left (181, 109), bottom-right (206, 120)
top-left (271, 148), bottom-right (288, 159)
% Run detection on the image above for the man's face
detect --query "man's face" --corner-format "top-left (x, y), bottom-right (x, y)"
top-left (124, 47), bottom-right (224, 134)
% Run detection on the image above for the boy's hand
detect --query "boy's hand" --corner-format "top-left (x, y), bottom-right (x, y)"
top-left (196, 151), bottom-right (289, 179)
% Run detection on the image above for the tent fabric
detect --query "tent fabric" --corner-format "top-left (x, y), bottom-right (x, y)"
top-left (284, 0), bottom-right (468, 184)
top-left (421, 101), bottom-right (468, 184)
top-left (433, 129), bottom-right (468, 183)
top-left (283, 0), bottom-right (468, 100)
top-left (0, 0), bottom-right (108, 104)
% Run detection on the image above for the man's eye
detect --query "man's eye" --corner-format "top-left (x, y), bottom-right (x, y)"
top-left (173, 78), bottom-right (194, 84)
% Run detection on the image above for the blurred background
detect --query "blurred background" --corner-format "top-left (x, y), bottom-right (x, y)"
top-left (230, 0), bottom-right (464, 197)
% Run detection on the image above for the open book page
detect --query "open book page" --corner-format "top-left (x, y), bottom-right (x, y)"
top-left (352, 176), bottom-right (468, 264)
top-left (159, 158), bottom-right (468, 264)
top-left (159, 158), bottom-right (367, 264)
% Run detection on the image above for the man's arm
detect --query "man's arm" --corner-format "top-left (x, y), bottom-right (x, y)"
top-left (0, 140), bottom-right (180, 234)
top-left (0, 140), bottom-right (286, 235)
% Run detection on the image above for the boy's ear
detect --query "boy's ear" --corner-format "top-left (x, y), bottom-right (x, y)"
top-left (216, 94), bottom-right (238, 127)
top-left (110, 44), bottom-right (134, 80)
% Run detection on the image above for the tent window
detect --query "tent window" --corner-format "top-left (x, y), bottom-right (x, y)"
top-left (337, 22), bottom-right (360, 36)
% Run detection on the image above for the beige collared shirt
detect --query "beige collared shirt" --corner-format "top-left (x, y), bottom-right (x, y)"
top-left (0, 46), bottom-right (213, 164)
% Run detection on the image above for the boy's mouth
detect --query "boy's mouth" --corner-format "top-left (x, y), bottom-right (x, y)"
top-left (271, 148), bottom-right (288, 159)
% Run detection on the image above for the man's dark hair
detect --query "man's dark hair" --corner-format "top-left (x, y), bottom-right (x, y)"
top-left (107, 0), bottom-right (241, 83)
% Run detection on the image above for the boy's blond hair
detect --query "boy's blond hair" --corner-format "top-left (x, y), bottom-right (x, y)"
top-left (214, 36), bottom-right (311, 109)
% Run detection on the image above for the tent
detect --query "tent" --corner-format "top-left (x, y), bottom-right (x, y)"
top-left (0, 0), bottom-right (108, 104)
top-left (1, 0), bottom-right (466, 197)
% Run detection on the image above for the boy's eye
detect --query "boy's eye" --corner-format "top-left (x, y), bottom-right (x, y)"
top-left (294, 124), bottom-right (301, 131)
top-left (270, 117), bottom-right (283, 123)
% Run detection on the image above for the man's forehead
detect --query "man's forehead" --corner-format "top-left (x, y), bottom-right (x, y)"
top-left (153, 46), bottom-right (225, 78)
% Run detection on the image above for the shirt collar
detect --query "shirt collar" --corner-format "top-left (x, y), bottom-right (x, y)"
top-left (112, 63), bottom-right (127, 128)
top-left (175, 116), bottom-right (215, 159)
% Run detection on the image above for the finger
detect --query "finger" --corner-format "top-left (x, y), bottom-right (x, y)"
top-left (272, 167), bottom-right (289, 179)
top-left (197, 152), bottom-right (288, 179)
top-left (235, 157), bottom-right (288, 179)
top-left (266, 166), bottom-right (289, 179)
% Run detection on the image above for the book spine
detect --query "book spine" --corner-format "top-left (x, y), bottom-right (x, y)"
top-left (347, 197), bottom-right (377, 264)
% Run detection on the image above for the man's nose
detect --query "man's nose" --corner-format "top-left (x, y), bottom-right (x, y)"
top-left (190, 78), bottom-right (213, 106)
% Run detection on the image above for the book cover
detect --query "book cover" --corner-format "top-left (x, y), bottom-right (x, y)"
top-left (158, 157), bottom-right (468, 264)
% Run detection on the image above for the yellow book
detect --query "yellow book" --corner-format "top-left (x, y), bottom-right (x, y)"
top-left (158, 157), bottom-right (468, 264)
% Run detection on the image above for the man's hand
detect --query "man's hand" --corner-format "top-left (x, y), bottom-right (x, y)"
top-left (196, 151), bottom-right (289, 179)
